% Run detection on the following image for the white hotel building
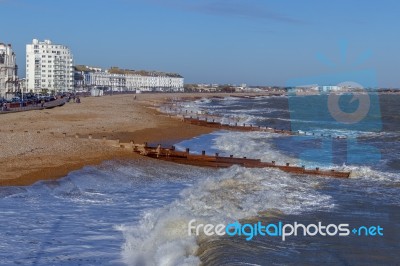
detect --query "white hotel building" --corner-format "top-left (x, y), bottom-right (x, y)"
top-left (0, 42), bottom-right (18, 97)
top-left (26, 39), bottom-right (74, 93)
top-left (74, 66), bottom-right (184, 92)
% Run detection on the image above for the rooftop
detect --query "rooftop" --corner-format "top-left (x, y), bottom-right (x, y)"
top-left (108, 67), bottom-right (183, 78)
top-left (74, 66), bottom-right (183, 78)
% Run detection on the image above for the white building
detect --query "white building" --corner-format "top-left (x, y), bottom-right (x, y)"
top-left (319, 85), bottom-right (342, 92)
top-left (0, 42), bottom-right (18, 97)
top-left (26, 39), bottom-right (74, 94)
top-left (74, 66), bottom-right (184, 92)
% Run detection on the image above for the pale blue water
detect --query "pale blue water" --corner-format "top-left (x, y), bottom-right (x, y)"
top-left (1, 95), bottom-right (399, 265)
top-left (0, 160), bottom-right (205, 265)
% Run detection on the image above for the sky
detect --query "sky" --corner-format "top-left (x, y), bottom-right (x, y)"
top-left (1, 0), bottom-right (399, 87)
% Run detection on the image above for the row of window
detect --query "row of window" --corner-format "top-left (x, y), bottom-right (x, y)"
top-left (27, 79), bottom-right (73, 82)
top-left (34, 45), bottom-right (68, 49)
top-left (27, 65), bottom-right (73, 69)
top-left (32, 49), bottom-right (70, 55)
top-left (27, 55), bottom-right (72, 60)
top-left (34, 79), bottom-right (73, 83)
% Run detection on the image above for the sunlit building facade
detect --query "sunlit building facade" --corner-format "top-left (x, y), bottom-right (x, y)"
top-left (26, 39), bottom-right (74, 93)
top-left (74, 66), bottom-right (184, 92)
top-left (0, 42), bottom-right (18, 97)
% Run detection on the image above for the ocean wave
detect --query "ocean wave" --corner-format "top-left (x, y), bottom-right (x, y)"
top-left (346, 165), bottom-right (400, 182)
top-left (119, 163), bottom-right (334, 266)
top-left (212, 131), bottom-right (298, 165)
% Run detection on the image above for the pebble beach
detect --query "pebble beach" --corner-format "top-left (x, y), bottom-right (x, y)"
top-left (0, 93), bottom-right (219, 186)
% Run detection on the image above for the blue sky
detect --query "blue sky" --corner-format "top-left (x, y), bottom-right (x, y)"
top-left (1, 0), bottom-right (399, 87)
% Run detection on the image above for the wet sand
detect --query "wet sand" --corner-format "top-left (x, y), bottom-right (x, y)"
top-left (0, 93), bottom-right (230, 186)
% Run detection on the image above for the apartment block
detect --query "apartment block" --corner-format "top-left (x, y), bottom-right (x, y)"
top-left (26, 39), bottom-right (73, 93)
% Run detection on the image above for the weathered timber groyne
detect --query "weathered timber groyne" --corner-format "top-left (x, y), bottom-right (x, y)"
top-left (133, 143), bottom-right (351, 178)
top-left (183, 117), bottom-right (295, 135)
top-left (49, 132), bottom-right (350, 178)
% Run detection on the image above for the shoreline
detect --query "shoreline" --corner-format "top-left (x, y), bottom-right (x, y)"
top-left (0, 92), bottom-right (270, 187)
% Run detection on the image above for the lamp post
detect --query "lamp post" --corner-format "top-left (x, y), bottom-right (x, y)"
top-left (17, 78), bottom-right (23, 107)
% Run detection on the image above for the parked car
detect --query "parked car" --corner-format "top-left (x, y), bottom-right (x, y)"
top-left (11, 97), bottom-right (21, 103)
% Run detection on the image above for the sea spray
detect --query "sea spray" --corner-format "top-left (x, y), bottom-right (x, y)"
top-left (119, 165), bottom-right (335, 265)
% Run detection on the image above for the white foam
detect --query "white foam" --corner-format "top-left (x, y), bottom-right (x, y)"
top-left (194, 98), bottom-right (212, 104)
top-left (345, 164), bottom-right (400, 182)
top-left (120, 165), bottom-right (334, 266)
top-left (117, 212), bottom-right (200, 266)
top-left (212, 131), bottom-right (299, 165)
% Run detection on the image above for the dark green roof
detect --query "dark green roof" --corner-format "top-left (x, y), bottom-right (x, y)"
top-left (108, 67), bottom-right (183, 78)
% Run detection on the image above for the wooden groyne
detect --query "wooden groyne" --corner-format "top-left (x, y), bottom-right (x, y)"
top-left (183, 117), bottom-right (295, 135)
top-left (160, 98), bottom-right (348, 139)
top-left (133, 143), bottom-right (351, 178)
top-left (55, 132), bottom-right (350, 178)
top-left (182, 117), bottom-right (348, 139)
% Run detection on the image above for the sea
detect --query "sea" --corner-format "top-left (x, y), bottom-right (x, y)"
top-left (0, 94), bottom-right (399, 265)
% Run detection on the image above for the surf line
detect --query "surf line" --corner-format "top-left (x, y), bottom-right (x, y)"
top-left (159, 102), bottom-right (348, 139)
top-left (132, 143), bottom-right (351, 178)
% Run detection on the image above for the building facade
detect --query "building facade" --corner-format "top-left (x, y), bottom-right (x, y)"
top-left (319, 85), bottom-right (341, 92)
top-left (0, 42), bottom-right (18, 98)
top-left (26, 39), bottom-right (74, 94)
top-left (74, 66), bottom-right (184, 92)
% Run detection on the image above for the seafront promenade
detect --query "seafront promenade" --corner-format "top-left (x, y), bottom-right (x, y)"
top-left (0, 98), bottom-right (68, 114)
